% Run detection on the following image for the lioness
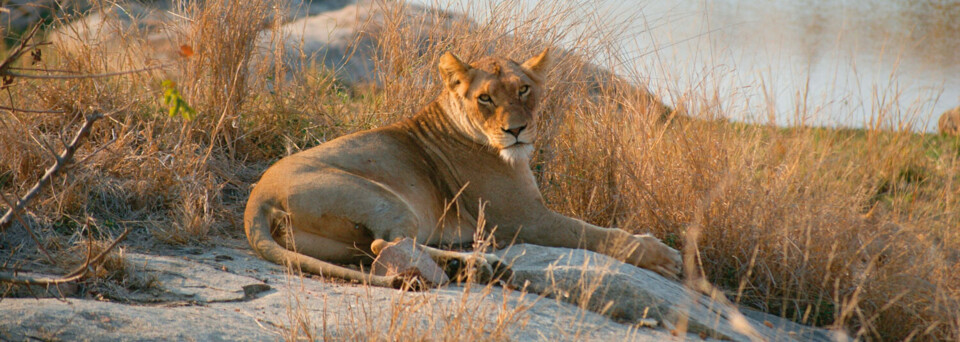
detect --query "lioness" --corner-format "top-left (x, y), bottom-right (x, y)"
top-left (244, 49), bottom-right (682, 288)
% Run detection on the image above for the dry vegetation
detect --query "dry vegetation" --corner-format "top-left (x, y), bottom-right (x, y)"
top-left (277, 267), bottom-right (540, 341)
top-left (2, 0), bottom-right (959, 340)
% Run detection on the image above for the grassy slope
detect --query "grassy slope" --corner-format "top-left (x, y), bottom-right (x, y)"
top-left (1, 0), bottom-right (959, 340)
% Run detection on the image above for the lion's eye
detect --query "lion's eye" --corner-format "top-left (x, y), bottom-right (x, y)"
top-left (478, 94), bottom-right (493, 104)
top-left (518, 85), bottom-right (530, 96)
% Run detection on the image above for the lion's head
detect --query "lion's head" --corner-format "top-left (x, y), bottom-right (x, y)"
top-left (437, 49), bottom-right (552, 164)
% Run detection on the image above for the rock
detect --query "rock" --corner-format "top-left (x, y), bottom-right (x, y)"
top-left (939, 106), bottom-right (960, 136)
top-left (42, 1), bottom-right (363, 72)
top-left (120, 253), bottom-right (271, 303)
top-left (267, 0), bottom-right (673, 115)
top-left (1, 299), bottom-right (280, 341)
top-left (371, 238), bottom-right (450, 285)
top-left (740, 308), bottom-right (852, 342)
top-left (45, 2), bottom-right (185, 71)
top-left (267, 0), bottom-right (381, 84)
top-left (494, 244), bottom-right (845, 341)
top-left (0, 246), bottom-right (694, 341)
top-left (287, 0), bottom-right (354, 20)
top-left (6, 0), bottom-right (349, 36)
top-left (1, 0), bottom-right (92, 34)
top-left (1, 243), bottom-right (845, 341)
top-left (265, 0), bottom-right (462, 85)
top-left (42, 0), bottom-right (671, 117)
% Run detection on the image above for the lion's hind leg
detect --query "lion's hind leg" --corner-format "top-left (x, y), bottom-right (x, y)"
top-left (284, 170), bottom-right (427, 288)
top-left (275, 229), bottom-right (370, 265)
top-left (372, 238), bottom-right (512, 285)
top-left (420, 245), bottom-right (513, 284)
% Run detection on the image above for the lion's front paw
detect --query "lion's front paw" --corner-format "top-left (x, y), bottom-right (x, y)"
top-left (630, 234), bottom-right (682, 280)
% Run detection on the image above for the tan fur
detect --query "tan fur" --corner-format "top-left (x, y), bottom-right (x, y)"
top-left (243, 49), bottom-right (682, 288)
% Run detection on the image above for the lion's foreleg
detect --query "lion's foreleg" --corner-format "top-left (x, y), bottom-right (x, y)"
top-left (510, 211), bottom-right (681, 278)
top-left (508, 211), bottom-right (631, 252)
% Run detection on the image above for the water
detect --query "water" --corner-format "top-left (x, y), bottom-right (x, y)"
top-left (410, 0), bottom-right (960, 131)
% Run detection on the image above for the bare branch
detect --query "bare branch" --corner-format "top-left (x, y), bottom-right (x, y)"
top-left (0, 105), bottom-right (67, 114)
top-left (2, 64), bottom-right (171, 80)
top-left (6, 67), bottom-right (86, 74)
top-left (0, 112), bottom-right (104, 231)
top-left (0, 25), bottom-right (42, 73)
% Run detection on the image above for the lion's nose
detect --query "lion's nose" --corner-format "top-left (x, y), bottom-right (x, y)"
top-left (503, 125), bottom-right (527, 138)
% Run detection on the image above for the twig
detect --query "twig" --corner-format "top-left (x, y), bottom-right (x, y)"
top-left (0, 228), bottom-right (131, 285)
top-left (1, 64), bottom-right (171, 80)
top-left (0, 105), bottom-right (67, 114)
top-left (0, 112), bottom-right (104, 231)
top-left (0, 25), bottom-right (42, 73)
top-left (6, 66), bottom-right (86, 74)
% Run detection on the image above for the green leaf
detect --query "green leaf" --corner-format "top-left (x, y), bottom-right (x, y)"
top-left (180, 101), bottom-right (196, 121)
top-left (160, 79), bottom-right (197, 121)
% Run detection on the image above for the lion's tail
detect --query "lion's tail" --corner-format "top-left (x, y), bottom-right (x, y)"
top-left (243, 194), bottom-right (398, 288)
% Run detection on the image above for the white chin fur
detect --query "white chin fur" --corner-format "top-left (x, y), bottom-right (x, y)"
top-left (499, 144), bottom-right (534, 165)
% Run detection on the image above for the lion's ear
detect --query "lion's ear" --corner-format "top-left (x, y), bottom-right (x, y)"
top-left (438, 52), bottom-right (472, 91)
top-left (521, 48), bottom-right (552, 79)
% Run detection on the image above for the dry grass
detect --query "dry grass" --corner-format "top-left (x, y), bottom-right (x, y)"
top-left (296, 282), bottom-right (535, 341)
top-left (275, 224), bottom-right (538, 342)
top-left (1, 0), bottom-right (959, 340)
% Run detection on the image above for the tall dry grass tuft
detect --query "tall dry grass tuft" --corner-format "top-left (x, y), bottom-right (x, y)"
top-left (1, 0), bottom-right (958, 340)
top-left (0, 0), bottom-right (288, 247)
top-left (180, 0), bottom-right (274, 158)
top-left (150, 0), bottom-right (282, 242)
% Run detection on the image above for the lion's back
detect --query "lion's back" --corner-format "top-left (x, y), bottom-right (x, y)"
top-left (260, 124), bottom-right (436, 188)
